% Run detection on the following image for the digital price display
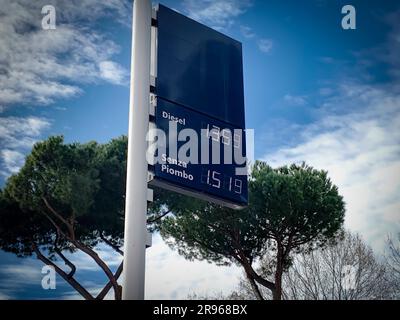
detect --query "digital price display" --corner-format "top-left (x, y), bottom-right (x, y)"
top-left (150, 4), bottom-right (248, 209)
top-left (150, 99), bottom-right (248, 209)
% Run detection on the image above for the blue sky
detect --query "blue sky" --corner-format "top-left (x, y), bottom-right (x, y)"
top-left (0, 0), bottom-right (399, 299)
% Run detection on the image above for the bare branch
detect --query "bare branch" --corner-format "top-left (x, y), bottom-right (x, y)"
top-left (42, 197), bottom-right (75, 239)
top-left (40, 201), bottom-right (121, 299)
top-left (55, 249), bottom-right (76, 278)
top-left (147, 210), bottom-right (171, 224)
top-left (71, 239), bottom-right (121, 300)
top-left (32, 243), bottom-right (94, 300)
top-left (96, 261), bottom-right (123, 300)
top-left (100, 233), bottom-right (123, 256)
top-left (245, 273), bottom-right (264, 300)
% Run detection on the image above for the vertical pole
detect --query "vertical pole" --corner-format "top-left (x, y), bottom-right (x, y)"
top-left (122, 0), bottom-right (152, 300)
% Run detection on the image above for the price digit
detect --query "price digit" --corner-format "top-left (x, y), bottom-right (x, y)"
top-left (201, 169), bottom-right (211, 185)
top-left (211, 171), bottom-right (221, 188)
top-left (209, 125), bottom-right (220, 142)
top-left (221, 129), bottom-right (231, 146)
top-left (234, 179), bottom-right (242, 194)
top-left (234, 132), bottom-right (241, 149)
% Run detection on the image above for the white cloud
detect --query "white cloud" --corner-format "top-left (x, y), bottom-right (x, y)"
top-left (240, 25), bottom-right (255, 39)
top-left (319, 56), bottom-right (335, 64)
top-left (284, 94), bottom-right (307, 106)
top-left (0, 0), bottom-right (129, 110)
top-left (263, 83), bottom-right (400, 252)
top-left (54, 0), bottom-right (131, 26)
top-left (1, 264), bottom-right (42, 283)
top-left (0, 0), bottom-right (130, 176)
top-left (182, 0), bottom-right (252, 30)
top-left (0, 116), bottom-right (51, 177)
top-left (319, 87), bottom-right (334, 96)
top-left (62, 243), bottom-right (123, 272)
top-left (240, 27), bottom-right (274, 56)
top-left (145, 234), bottom-right (242, 299)
top-left (0, 259), bottom-right (45, 297)
top-left (60, 287), bottom-right (114, 300)
top-left (257, 38), bottom-right (273, 53)
top-left (1, 150), bottom-right (25, 174)
top-left (0, 292), bottom-right (12, 300)
top-left (379, 11), bottom-right (400, 82)
top-left (0, 116), bottom-right (51, 149)
top-left (99, 61), bottom-right (127, 85)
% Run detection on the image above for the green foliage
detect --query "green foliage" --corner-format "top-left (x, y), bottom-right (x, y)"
top-left (0, 189), bottom-right (52, 257)
top-left (249, 161), bottom-right (345, 251)
top-left (161, 161), bottom-right (345, 267)
top-left (0, 136), bottom-right (129, 256)
top-left (161, 202), bottom-right (263, 266)
top-left (0, 135), bottom-right (345, 299)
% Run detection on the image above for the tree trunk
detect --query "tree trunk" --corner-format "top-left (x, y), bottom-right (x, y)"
top-left (236, 253), bottom-right (276, 293)
top-left (273, 243), bottom-right (284, 300)
top-left (246, 273), bottom-right (264, 300)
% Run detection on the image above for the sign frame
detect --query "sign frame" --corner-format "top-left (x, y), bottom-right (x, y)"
top-left (148, 4), bottom-right (248, 210)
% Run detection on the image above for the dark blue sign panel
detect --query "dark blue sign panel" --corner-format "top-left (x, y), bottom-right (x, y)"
top-left (151, 98), bottom-right (248, 208)
top-left (156, 4), bottom-right (245, 128)
top-left (152, 4), bottom-right (247, 208)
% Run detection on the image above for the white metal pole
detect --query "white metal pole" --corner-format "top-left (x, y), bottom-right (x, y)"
top-left (122, 0), bottom-right (152, 300)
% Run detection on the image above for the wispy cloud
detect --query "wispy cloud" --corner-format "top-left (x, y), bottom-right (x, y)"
top-left (319, 87), bottom-right (334, 96)
top-left (0, 0), bottom-right (129, 110)
top-left (99, 61), bottom-right (127, 85)
top-left (0, 116), bottom-right (51, 177)
top-left (181, 0), bottom-right (252, 31)
top-left (0, 292), bottom-right (12, 300)
top-left (263, 83), bottom-right (400, 252)
top-left (385, 11), bottom-right (400, 81)
top-left (361, 10), bottom-right (400, 85)
top-left (180, 0), bottom-right (275, 58)
top-left (146, 234), bottom-right (242, 299)
top-left (0, 150), bottom-right (25, 175)
top-left (62, 243), bottom-right (123, 272)
top-left (257, 38), bottom-right (273, 54)
top-left (0, 116), bottom-right (51, 149)
top-left (284, 94), bottom-right (307, 106)
top-left (240, 25), bottom-right (256, 39)
top-left (0, 257), bottom-right (45, 298)
top-left (239, 25), bottom-right (274, 54)
top-left (318, 56), bottom-right (336, 64)
top-left (1, 264), bottom-right (43, 283)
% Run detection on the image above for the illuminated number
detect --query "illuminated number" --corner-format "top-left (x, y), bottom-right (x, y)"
top-left (201, 169), bottom-right (211, 185)
top-left (234, 133), bottom-right (241, 149)
top-left (223, 175), bottom-right (233, 191)
top-left (205, 123), bottom-right (211, 137)
top-left (234, 179), bottom-right (242, 194)
top-left (228, 177), bottom-right (232, 191)
top-left (209, 125), bottom-right (220, 142)
top-left (211, 171), bottom-right (221, 188)
top-left (221, 129), bottom-right (231, 146)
